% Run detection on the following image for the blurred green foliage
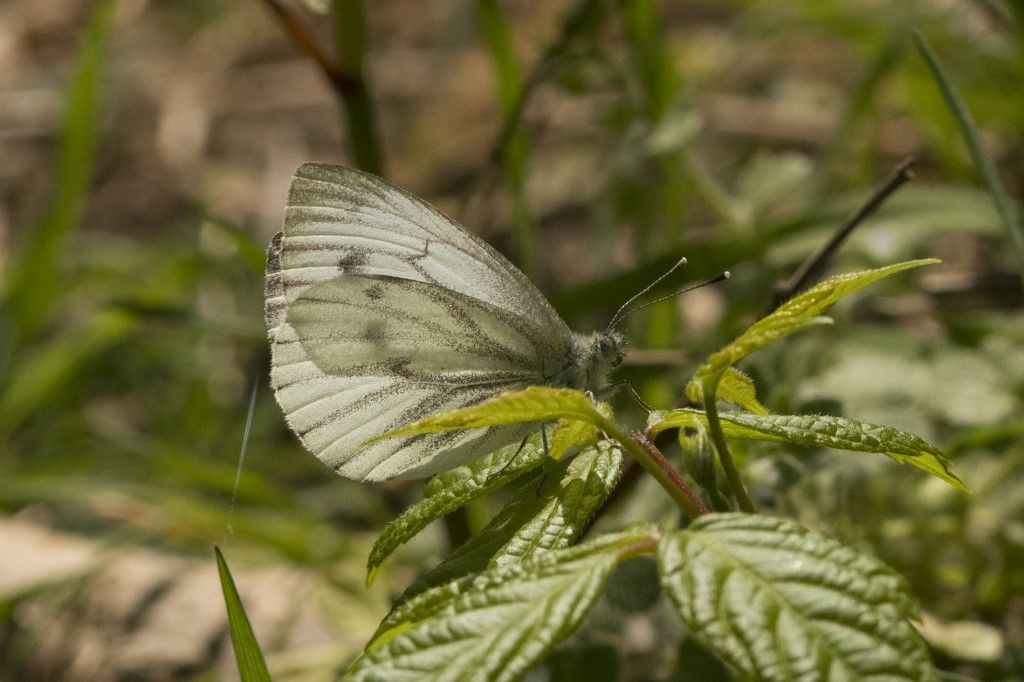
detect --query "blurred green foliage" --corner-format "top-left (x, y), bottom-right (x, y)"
top-left (1, 0), bottom-right (1023, 679)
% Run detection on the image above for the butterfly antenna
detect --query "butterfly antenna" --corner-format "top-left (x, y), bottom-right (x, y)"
top-left (614, 271), bottom-right (731, 325)
top-left (607, 256), bottom-right (688, 332)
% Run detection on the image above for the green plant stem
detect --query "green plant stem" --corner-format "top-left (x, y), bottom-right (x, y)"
top-left (487, 0), bottom-right (604, 164)
top-left (598, 418), bottom-right (706, 518)
top-left (702, 388), bottom-right (755, 513)
top-left (332, 0), bottom-right (384, 175)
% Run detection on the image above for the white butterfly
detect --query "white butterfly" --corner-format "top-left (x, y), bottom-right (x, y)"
top-left (266, 164), bottom-right (625, 481)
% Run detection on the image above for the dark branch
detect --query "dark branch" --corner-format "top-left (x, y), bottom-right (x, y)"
top-left (261, 0), bottom-right (383, 174)
top-left (261, 0), bottom-right (356, 92)
top-left (766, 155), bottom-right (918, 313)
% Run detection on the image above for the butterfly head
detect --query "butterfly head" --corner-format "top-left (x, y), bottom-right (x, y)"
top-left (572, 330), bottom-right (626, 392)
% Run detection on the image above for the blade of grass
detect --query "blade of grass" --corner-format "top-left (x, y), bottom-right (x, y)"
top-left (215, 547), bottom-right (272, 682)
top-left (912, 32), bottom-right (1024, 278)
top-left (4, 0), bottom-right (118, 338)
top-left (0, 308), bottom-right (137, 438)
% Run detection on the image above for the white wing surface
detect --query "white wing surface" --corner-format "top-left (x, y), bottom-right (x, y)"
top-left (267, 164), bottom-right (574, 480)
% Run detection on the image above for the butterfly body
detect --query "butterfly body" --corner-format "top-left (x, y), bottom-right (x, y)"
top-left (266, 164), bottom-right (623, 481)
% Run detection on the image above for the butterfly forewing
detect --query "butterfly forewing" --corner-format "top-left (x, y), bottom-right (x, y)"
top-left (267, 164), bottom-right (574, 480)
top-left (270, 164), bottom-right (570, 333)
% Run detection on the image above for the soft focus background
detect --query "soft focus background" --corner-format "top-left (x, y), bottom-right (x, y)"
top-left (1, 1), bottom-right (1022, 679)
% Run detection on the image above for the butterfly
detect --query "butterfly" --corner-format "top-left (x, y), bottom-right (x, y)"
top-left (266, 164), bottom-right (629, 481)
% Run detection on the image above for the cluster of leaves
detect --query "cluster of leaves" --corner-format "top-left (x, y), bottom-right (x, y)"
top-left (222, 261), bottom-right (967, 680)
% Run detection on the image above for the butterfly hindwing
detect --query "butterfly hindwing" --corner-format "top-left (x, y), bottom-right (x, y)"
top-left (271, 321), bottom-right (533, 479)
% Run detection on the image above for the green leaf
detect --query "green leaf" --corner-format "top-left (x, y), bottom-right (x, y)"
top-left (659, 514), bottom-right (937, 682)
top-left (648, 408), bottom-right (967, 490)
top-left (4, 0), bottom-right (117, 336)
top-left (369, 387), bottom-right (606, 442)
top-left (912, 33), bottom-right (1024, 278)
top-left (348, 529), bottom-right (657, 682)
top-left (698, 317), bottom-right (834, 392)
top-left (367, 433), bottom-right (548, 585)
top-left (695, 260), bottom-right (938, 392)
top-left (490, 440), bottom-right (623, 566)
top-left (401, 441), bottom-right (624, 599)
top-left (686, 367), bottom-right (768, 415)
top-left (215, 547), bottom-right (272, 682)
top-left (548, 419), bottom-right (603, 461)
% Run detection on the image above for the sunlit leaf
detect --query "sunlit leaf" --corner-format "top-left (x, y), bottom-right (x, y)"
top-left (400, 441), bottom-right (624, 599)
top-left (686, 367), bottom-right (768, 415)
top-left (695, 260), bottom-right (938, 392)
top-left (698, 316), bottom-right (833, 392)
top-left (369, 387), bottom-right (606, 442)
top-left (348, 529), bottom-right (658, 681)
top-left (648, 408), bottom-right (966, 490)
top-left (367, 433), bottom-right (547, 585)
top-left (548, 419), bottom-right (603, 460)
top-left (659, 514), bottom-right (936, 682)
top-left (490, 440), bottom-right (622, 566)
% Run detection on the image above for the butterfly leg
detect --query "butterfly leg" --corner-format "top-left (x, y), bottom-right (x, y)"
top-left (534, 425), bottom-right (551, 496)
top-left (494, 435), bottom-right (531, 476)
top-left (594, 380), bottom-right (654, 413)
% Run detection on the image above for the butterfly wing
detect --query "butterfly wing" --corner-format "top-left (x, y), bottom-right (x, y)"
top-left (266, 164), bottom-right (575, 481)
top-left (266, 164), bottom-right (569, 331)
